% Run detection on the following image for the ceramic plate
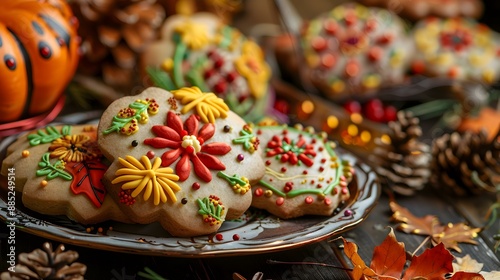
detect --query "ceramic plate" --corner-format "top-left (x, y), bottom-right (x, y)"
top-left (0, 114), bottom-right (380, 257)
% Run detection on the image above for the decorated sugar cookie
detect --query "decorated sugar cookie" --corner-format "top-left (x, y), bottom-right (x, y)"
top-left (360, 0), bottom-right (483, 21)
top-left (411, 17), bottom-right (500, 84)
top-left (251, 125), bottom-right (353, 219)
top-left (97, 86), bottom-right (265, 237)
top-left (0, 125), bottom-right (129, 224)
top-left (300, 3), bottom-right (412, 98)
top-left (142, 13), bottom-right (272, 122)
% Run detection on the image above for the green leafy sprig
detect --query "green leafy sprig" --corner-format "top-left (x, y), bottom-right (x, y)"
top-left (197, 197), bottom-right (223, 221)
top-left (28, 126), bottom-right (71, 146)
top-left (36, 153), bottom-right (72, 181)
top-left (104, 101), bottom-right (151, 135)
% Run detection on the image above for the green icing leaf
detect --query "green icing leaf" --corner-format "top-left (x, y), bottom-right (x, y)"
top-left (36, 153), bottom-right (73, 181)
top-left (196, 197), bottom-right (223, 221)
top-left (27, 125), bottom-right (71, 146)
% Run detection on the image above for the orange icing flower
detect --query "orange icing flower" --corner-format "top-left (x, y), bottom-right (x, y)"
top-left (48, 134), bottom-right (100, 162)
top-left (235, 41), bottom-right (271, 99)
top-left (112, 156), bottom-right (180, 205)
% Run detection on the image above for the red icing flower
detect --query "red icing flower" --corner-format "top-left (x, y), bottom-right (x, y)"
top-left (265, 134), bottom-right (316, 166)
top-left (144, 112), bottom-right (231, 182)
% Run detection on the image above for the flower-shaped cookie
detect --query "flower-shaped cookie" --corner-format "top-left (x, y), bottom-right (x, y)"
top-left (251, 125), bottom-right (353, 219)
top-left (0, 125), bottom-right (129, 224)
top-left (411, 17), bottom-right (500, 84)
top-left (142, 13), bottom-right (272, 122)
top-left (97, 87), bottom-right (265, 237)
top-left (360, 0), bottom-right (483, 21)
top-left (300, 3), bottom-right (412, 98)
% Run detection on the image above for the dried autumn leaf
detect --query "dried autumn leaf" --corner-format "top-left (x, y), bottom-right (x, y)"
top-left (434, 223), bottom-right (480, 253)
top-left (453, 254), bottom-right (484, 273)
top-left (341, 229), bottom-right (464, 280)
top-left (450, 271), bottom-right (485, 280)
top-left (402, 243), bottom-right (453, 280)
top-left (390, 201), bottom-right (482, 252)
top-left (390, 201), bottom-right (438, 236)
top-left (341, 237), bottom-right (378, 280)
top-left (480, 271), bottom-right (500, 280)
top-left (370, 228), bottom-right (406, 278)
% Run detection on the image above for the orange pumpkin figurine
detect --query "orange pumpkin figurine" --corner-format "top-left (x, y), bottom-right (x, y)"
top-left (0, 0), bottom-right (79, 123)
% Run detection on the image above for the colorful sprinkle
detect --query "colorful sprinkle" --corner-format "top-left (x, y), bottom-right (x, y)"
top-left (305, 196), bottom-right (314, 204)
top-left (146, 151), bottom-right (155, 159)
top-left (254, 187), bottom-right (263, 197)
top-left (181, 198), bottom-right (188, 204)
top-left (237, 154), bottom-right (245, 161)
top-left (276, 197), bottom-right (285, 206)
top-left (344, 209), bottom-right (353, 217)
top-left (232, 234), bottom-right (240, 241)
top-left (215, 233), bottom-right (223, 241)
top-left (131, 140), bottom-right (139, 147)
top-left (192, 182), bottom-right (201, 190)
top-left (21, 150), bottom-right (30, 158)
top-left (40, 180), bottom-right (48, 187)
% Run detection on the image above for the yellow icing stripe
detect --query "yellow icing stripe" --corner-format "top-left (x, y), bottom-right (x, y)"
top-left (144, 180), bottom-right (153, 201)
top-left (118, 157), bottom-right (140, 170)
top-left (265, 167), bottom-right (318, 181)
top-left (121, 179), bottom-right (142, 190)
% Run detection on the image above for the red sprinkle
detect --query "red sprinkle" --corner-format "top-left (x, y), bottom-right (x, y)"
top-left (265, 160), bottom-right (271, 166)
top-left (276, 197), bottom-right (285, 206)
top-left (281, 167), bottom-right (287, 173)
top-left (232, 234), bottom-right (240, 241)
top-left (324, 198), bottom-right (332, 206)
top-left (146, 151), bottom-right (155, 159)
top-left (215, 233), bottom-right (223, 241)
top-left (305, 196), bottom-right (313, 204)
top-left (302, 170), bottom-right (308, 175)
top-left (192, 182), bottom-right (201, 190)
top-left (254, 188), bottom-right (263, 197)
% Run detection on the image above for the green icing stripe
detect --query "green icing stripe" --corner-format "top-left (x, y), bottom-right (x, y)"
top-left (172, 40), bottom-right (187, 88)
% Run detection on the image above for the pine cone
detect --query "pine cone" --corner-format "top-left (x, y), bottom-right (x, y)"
top-left (1, 243), bottom-right (86, 280)
top-left (431, 128), bottom-right (500, 196)
top-left (72, 0), bottom-right (165, 87)
top-left (369, 111), bottom-right (432, 195)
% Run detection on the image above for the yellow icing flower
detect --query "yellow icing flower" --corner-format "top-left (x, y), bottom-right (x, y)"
top-left (112, 156), bottom-right (181, 205)
top-left (174, 20), bottom-right (210, 50)
top-left (171, 86), bottom-right (229, 123)
top-left (234, 41), bottom-right (271, 99)
top-left (48, 134), bottom-right (100, 162)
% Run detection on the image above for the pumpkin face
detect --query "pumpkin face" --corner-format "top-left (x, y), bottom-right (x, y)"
top-left (0, 0), bottom-right (79, 123)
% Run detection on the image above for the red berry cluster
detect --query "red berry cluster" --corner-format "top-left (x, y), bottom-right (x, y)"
top-left (343, 99), bottom-right (397, 123)
top-left (118, 108), bottom-right (136, 118)
top-left (204, 49), bottom-right (241, 95)
top-left (119, 190), bottom-right (136, 206)
top-left (146, 98), bottom-right (159, 114)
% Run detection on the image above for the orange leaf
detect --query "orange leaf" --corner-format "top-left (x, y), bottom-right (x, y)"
top-left (402, 243), bottom-right (454, 280)
top-left (341, 237), bottom-right (378, 280)
top-left (390, 201), bottom-right (438, 236)
top-left (450, 271), bottom-right (485, 280)
top-left (390, 201), bottom-right (482, 252)
top-left (370, 228), bottom-right (406, 278)
top-left (432, 223), bottom-right (480, 253)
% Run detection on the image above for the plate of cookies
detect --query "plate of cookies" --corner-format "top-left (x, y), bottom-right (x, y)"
top-left (0, 87), bottom-right (380, 257)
